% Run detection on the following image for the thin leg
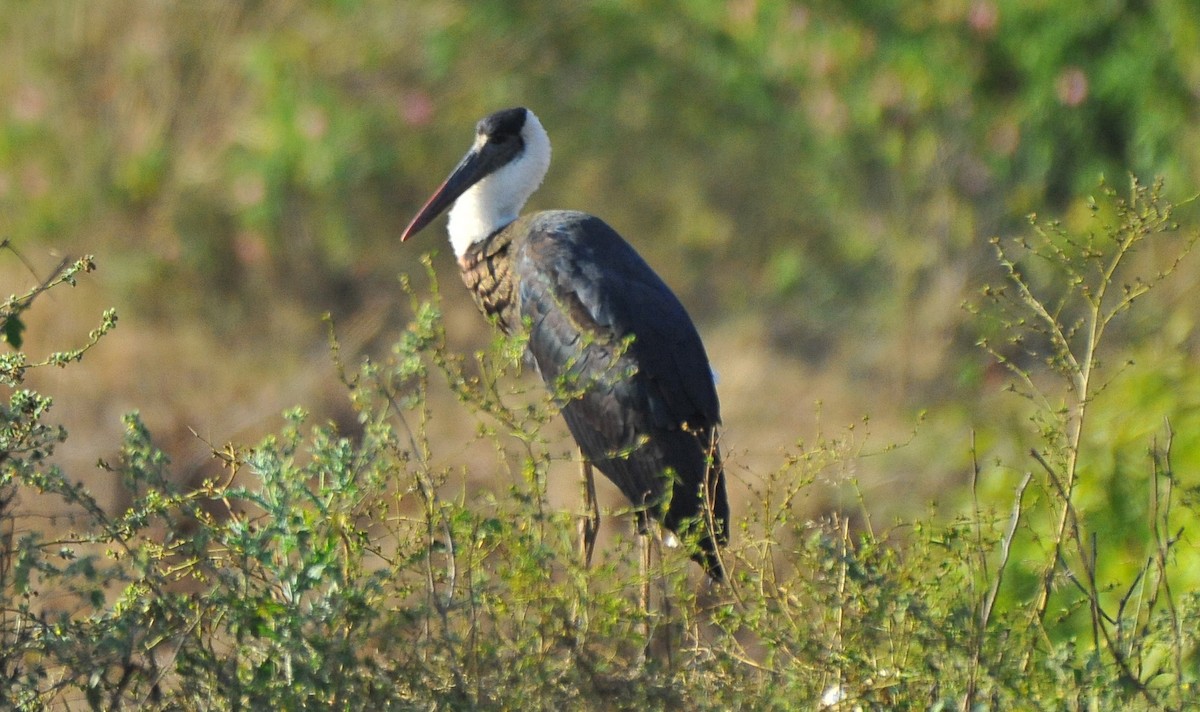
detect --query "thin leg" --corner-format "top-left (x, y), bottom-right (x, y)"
top-left (577, 457), bottom-right (600, 568)
top-left (640, 529), bottom-right (652, 642)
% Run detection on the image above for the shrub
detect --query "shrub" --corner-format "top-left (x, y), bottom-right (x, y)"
top-left (1, 179), bottom-right (1196, 709)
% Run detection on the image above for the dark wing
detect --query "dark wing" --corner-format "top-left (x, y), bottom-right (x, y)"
top-left (514, 210), bottom-right (728, 573)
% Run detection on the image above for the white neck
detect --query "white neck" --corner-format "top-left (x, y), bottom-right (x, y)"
top-left (447, 110), bottom-right (552, 257)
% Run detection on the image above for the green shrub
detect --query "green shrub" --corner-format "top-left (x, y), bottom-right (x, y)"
top-left (1, 180), bottom-right (1197, 709)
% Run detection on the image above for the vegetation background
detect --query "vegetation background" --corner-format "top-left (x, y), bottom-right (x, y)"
top-left (3, 0), bottom-right (1200, 708)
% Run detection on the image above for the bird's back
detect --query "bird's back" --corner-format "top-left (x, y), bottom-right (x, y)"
top-left (510, 210), bottom-right (729, 576)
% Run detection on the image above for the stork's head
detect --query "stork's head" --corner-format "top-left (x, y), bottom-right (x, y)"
top-left (401, 107), bottom-right (551, 257)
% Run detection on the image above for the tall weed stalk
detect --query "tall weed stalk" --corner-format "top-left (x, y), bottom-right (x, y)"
top-left (968, 177), bottom-right (1198, 709)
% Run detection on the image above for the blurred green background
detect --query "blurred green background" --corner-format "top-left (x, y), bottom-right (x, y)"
top-left (3, 0), bottom-right (1199, 521)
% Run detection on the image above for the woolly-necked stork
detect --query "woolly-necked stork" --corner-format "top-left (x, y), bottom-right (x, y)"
top-left (401, 107), bottom-right (728, 580)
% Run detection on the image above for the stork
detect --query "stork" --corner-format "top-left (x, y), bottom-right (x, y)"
top-left (401, 107), bottom-right (729, 581)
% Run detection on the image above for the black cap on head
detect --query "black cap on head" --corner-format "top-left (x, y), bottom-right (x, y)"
top-left (476, 107), bottom-right (528, 140)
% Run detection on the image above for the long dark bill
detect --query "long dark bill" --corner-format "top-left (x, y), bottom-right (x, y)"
top-left (400, 145), bottom-right (489, 241)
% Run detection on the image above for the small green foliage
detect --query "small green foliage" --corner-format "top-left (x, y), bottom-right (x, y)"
top-left (2, 314), bottom-right (25, 350)
top-left (1, 250), bottom-right (114, 387)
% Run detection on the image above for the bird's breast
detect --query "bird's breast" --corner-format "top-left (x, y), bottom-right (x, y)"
top-left (457, 225), bottom-right (519, 331)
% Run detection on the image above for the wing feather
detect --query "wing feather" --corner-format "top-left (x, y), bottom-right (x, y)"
top-left (513, 211), bottom-right (728, 572)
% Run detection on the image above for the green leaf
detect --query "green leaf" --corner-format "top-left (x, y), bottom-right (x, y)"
top-left (2, 315), bottom-right (25, 349)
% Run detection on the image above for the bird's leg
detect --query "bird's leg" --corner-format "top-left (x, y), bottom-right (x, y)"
top-left (639, 520), bottom-right (652, 645)
top-left (577, 456), bottom-right (599, 568)
top-left (570, 459), bottom-right (600, 638)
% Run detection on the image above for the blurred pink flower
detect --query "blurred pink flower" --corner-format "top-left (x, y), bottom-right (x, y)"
top-left (968, 1), bottom-right (999, 37)
top-left (1056, 67), bottom-right (1088, 107)
top-left (399, 91), bottom-right (434, 127)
